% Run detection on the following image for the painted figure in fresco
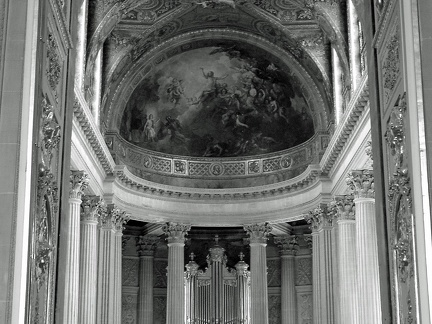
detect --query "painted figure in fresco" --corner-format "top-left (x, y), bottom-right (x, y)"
top-left (193, 0), bottom-right (237, 9)
top-left (200, 68), bottom-right (228, 94)
top-left (143, 114), bottom-right (157, 142)
top-left (166, 78), bottom-right (184, 108)
top-left (161, 116), bottom-right (188, 144)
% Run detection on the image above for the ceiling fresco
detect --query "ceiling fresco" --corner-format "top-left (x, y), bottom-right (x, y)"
top-left (119, 42), bottom-right (314, 157)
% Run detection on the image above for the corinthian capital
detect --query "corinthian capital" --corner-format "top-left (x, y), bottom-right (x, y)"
top-left (69, 170), bottom-right (89, 199)
top-left (334, 195), bottom-right (355, 221)
top-left (81, 195), bottom-right (106, 222)
top-left (136, 235), bottom-right (160, 256)
top-left (274, 235), bottom-right (299, 255)
top-left (162, 223), bottom-right (191, 244)
top-left (346, 169), bottom-right (375, 199)
top-left (305, 204), bottom-right (333, 232)
top-left (109, 205), bottom-right (130, 233)
top-left (244, 223), bottom-right (272, 244)
top-left (99, 204), bottom-right (129, 231)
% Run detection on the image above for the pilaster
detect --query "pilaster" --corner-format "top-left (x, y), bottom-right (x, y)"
top-left (244, 223), bottom-right (272, 324)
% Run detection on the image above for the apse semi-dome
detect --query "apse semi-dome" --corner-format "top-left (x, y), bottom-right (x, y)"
top-left (105, 37), bottom-right (330, 188)
top-left (119, 42), bottom-right (315, 158)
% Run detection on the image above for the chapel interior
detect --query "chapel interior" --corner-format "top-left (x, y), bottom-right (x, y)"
top-left (1, 0), bottom-right (432, 324)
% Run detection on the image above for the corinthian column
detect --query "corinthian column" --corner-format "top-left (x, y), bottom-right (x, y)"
top-left (79, 195), bottom-right (105, 324)
top-left (244, 223), bottom-right (272, 324)
top-left (274, 235), bottom-right (299, 324)
top-left (112, 206), bottom-right (130, 324)
top-left (96, 204), bottom-right (128, 324)
top-left (347, 170), bottom-right (382, 324)
top-left (58, 171), bottom-right (89, 324)
top-left (163, 223), bottom-right (191, 324)
top-left (136, 235), bottom-right (160, 324)
top-left (333, 195), bottom-right (359, 324)
top-left (305, 205), bottom-right (335, 324)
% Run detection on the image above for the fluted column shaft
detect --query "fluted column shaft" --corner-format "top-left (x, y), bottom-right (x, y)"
top-left (244, 224), bottom-right (272, 324)
top-left (79, 196), bottom-right (104, 324)
top-left (348, 170), bottom-right (382, 324)
top-left (163, 223), bottom-right (191, 324)
top-left (306, 206), bottom-right (335, 324)
top-left (96, 205), bottom-right (129, 324)
top-left (334, 195), bottom-right (358, 324)
top-left (311, 232), bottom-right (321, 324)
top-left (96, 222), bottom-right (114, 324)
top-left (137, 236), bottom-right (159, 324)
top-left (113, 231), bottom-right (123, 323)
top-left (274, 236), bottom-right (298, 324)
top-left (356, 197), bottom-right (381, 322)
top-left (138, 255), bottom-right (153, 322)
top-left (58, 171), bottom-right (88, 324)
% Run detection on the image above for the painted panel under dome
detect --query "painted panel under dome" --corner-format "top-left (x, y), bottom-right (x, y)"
top-left (120, 44), bottom-right (314, 157)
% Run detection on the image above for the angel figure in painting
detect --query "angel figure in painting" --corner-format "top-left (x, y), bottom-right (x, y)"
top-left (166, 78), bottom-right (184, 108)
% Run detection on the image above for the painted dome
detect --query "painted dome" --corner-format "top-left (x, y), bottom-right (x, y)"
top-left (119, 42), bottom-right (315, 158)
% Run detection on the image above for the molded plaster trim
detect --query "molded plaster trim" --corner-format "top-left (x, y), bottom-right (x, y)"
top-left (320, 73), bottom-right (369, 175)
top-left (73, 86), bottom-right (115, 175)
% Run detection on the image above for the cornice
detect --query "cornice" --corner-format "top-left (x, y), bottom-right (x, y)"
top-left (113, 164), bottom-right (324, 201)
top-left (73, 87), bottom-right (116, 175)
top-left (320, 74), bottom-right (369, 175)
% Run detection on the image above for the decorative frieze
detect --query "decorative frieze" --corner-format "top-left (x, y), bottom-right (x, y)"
top-left (346, 169), bottom-right (375, 199)
top-left (244, 223), bottom-right (273, 244)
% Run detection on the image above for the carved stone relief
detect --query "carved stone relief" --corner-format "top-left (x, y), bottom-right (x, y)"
top-left (121, 293), bottom-right (138, 324)
top-left (46, 33), bottom-right (63, 103)
top-left (382, 25), bottom-right (400, 104)
top-left (268, 295), bottom-right (281, 324)
top-left (154, 296), bottom-right (167, 324)
top-left (297, 292), bottom-right (313, 324)
top-left (154, 260), bottom-right (168, 288)
top-left (267, 259), bottom-right (281, 287)
top-left (28, 96), bottom-right (61, 324)
top-left (384, 92), bottom-right (418, 323)
top-left (122, 258), bottom-right (139, 287)
top-left (296, 257), bottom-right (312, 286)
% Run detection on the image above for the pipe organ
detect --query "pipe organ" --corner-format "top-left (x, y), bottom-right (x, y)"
top-left (185, 242), bottom-right (251, 324)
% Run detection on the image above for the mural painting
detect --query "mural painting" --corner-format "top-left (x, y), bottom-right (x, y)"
top-left (120, 44), bottom-right (314, 157)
